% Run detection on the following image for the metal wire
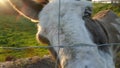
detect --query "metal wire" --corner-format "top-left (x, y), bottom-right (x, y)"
top-left (0, 43), bottom-right (120, 50)
top-left (55, 0), bottom-right (61, 67)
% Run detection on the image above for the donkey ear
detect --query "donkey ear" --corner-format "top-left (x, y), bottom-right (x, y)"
top-left (8, 0), bottom-right (49, 22)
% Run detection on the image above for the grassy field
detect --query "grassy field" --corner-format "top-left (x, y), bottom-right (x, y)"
top-left (0, 14), bottom-right (49, 61)
top-left (0, 3), bottom-right (120, 62)
top-left (93, 3), bottom-right (120, 16)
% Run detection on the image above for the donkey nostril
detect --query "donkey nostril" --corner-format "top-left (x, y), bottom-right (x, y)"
top-left (85, 65), bottom-right (88, 68)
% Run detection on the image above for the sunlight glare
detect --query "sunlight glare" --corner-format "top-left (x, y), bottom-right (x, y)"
top-left (0, 0), bottom-right (7, 6)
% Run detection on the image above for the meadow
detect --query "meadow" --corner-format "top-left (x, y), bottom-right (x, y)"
top-left (0, 3), bottom-right (120, 62)
top-left (93, 3), bottom-right (120, 16)
top-left (0, 14), bottom-right (49, 61)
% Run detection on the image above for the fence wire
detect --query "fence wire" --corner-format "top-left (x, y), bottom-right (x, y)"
top-left (0, 43), bottom-right (120, 68)
top-left (0, 43), bottom-right (120, 50)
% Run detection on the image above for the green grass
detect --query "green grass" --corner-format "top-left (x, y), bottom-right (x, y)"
top-left (0, 3), bottom-right (120, 62)
top-left (0, 14), bottom-right (49, 61)
top-left (93, 3), bottom-right (120, 16)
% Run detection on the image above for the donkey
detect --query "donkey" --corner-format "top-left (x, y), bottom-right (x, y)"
top-left (8, 0), bottom-right (120, 68)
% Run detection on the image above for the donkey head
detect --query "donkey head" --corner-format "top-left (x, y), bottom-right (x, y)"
top-left (8, 0), bottom-right (116, 68)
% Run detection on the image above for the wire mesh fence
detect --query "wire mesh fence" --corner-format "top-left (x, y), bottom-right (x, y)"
top-left (0, 43), bottom-right (120, 68)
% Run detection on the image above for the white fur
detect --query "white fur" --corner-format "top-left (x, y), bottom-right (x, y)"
top-left (37, 0), bottom-right (115, 68)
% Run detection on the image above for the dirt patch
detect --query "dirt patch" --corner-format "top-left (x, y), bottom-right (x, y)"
top-left (0, 56), bottom-right (56, 68)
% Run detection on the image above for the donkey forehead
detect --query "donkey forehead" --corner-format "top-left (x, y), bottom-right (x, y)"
top-left (39, 0), bottom-right (92, 25)
top-left (50, 0), bottom-right (92, 7)
top-left (38, 0), bottom-right (93, 45)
